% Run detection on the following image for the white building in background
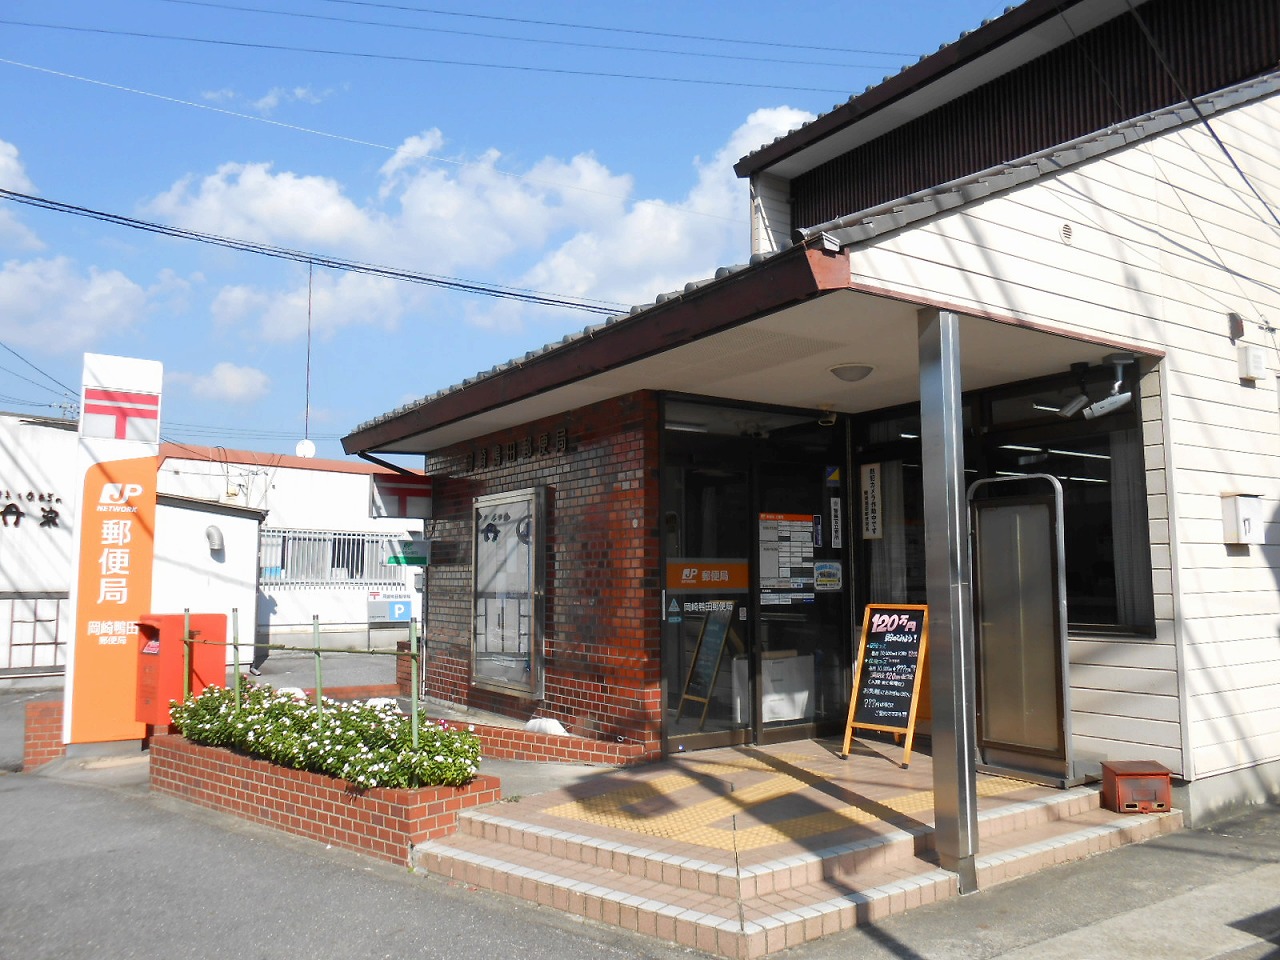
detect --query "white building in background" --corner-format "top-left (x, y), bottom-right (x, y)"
top-left (155, 444), bottom-right (430, 650)
top-left (0, 415), bottom-right (429, 681)
top-left (0, 413), bottom-right (78, 679)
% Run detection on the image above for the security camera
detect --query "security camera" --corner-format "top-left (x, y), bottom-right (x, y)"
top-left (818, 410), bottom-right (837, 427)
top-left (1056, 393), bottom-right (1089, 418)
top-left (1083, 391), bottom-right (1132, 419)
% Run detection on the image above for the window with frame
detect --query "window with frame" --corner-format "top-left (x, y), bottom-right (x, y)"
top-left (855, 368), bottom-right (1154, 634)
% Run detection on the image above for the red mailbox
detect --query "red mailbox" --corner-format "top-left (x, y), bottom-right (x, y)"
top-left (135, 614), bottom-right (227, 725)
top-left (1101, 760), bottom-right (1173, 814)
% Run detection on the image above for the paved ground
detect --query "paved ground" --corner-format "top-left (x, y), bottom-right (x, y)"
top-left (4, 667), bottom-right (1280, 959)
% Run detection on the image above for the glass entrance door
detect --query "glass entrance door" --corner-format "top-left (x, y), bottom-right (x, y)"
top-left (753, 461), bottom-right (849, 744)
top-left (661, 400), bottom-right (851, 752)
top-left (663, 463), bottom-right (752, 749)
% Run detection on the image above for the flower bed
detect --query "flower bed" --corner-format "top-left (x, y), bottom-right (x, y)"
top-left (171, 683), bottom-right (483, 788)
top-left (149, 734), bottom-right (500, 865)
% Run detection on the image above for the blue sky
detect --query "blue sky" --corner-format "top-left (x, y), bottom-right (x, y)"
top-left (1, 0), bottom-right (1008, 458)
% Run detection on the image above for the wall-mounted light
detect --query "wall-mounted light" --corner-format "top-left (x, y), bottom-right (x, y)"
top-left (829, 363), bottom-right (874, 383)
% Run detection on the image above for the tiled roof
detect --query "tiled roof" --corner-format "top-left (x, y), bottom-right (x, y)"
top-left (348, 65), bottom-right (1279, 441)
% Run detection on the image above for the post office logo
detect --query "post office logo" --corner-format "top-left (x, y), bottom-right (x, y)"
top-left (98, 482), bottom-right (146, 513)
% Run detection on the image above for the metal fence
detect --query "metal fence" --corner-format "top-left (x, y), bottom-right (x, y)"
top-left (259, 529), bottom-right (406, 588)
top-left (183, 610), bottom-right (425, 748)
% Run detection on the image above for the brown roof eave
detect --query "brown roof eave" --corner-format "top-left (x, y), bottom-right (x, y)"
top-left (733, 0), bottom-right (1093, 179)
top-left (342, 242), bottom-right (851, 455)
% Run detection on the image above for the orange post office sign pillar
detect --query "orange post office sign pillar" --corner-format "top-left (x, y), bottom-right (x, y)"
top-left (66, 456), bottom-right (158, 744)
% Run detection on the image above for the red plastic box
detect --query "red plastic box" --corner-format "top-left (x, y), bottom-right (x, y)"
top-left (136, 614), bottom-right (227, 725)
top-left (1101, 760), bottom-right (1172, 814)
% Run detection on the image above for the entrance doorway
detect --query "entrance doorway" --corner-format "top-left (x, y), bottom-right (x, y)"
top-left (661, 400), bottom-right (850, 752)
top-left (969, 481), bottom-right (1071, 783)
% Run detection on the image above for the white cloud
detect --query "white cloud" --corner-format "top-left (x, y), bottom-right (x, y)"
top-left (218, 270), bottom-right (407, 342)
top-left (201, 88), bottom-right (236, 104)
top-left (146, 162), bottom-right (383, 250)
top-left (0, 140), bottom-right (44, 250)
top-left (169, 362), bottom-right (271, 403)
top-left (512, 106), bottom-right (815, 310)
top-left (0, 256), bottom-right (146, 350)
top-left (146, 108), bottom-right (812, 345)
top-left (378, 129), bottom-right (448, 194)
top-left (252, 86), bottom-right (326, 116)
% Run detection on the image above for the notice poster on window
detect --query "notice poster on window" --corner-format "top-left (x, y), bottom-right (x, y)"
top-left (758, 513), bottom-right (815, 605)
top-left (861, 463), bottom-right (883, 540)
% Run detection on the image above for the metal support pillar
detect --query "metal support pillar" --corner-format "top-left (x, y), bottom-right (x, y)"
top-left (918, 307), bottom-right (980, 893)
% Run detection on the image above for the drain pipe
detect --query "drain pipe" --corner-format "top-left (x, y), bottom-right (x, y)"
top-left (356, 450), bottom-right (421, 477)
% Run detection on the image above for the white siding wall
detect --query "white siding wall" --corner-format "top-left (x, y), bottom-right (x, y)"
top-left (751, 173), bottom-right (792, 256)
top-left (846, 94), bottom-right (1280, 783)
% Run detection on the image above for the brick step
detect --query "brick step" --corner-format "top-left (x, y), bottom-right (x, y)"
top-left (450, 784), bottom-right (1107, 897)
top-left (414, 803), bottom-right (1181, 959)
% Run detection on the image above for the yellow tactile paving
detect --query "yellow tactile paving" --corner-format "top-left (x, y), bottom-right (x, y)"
top-left (543, 752), bottom-right (1031, 853)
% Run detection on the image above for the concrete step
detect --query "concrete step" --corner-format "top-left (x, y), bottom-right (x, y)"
top-left (413, 787), bottom-right (1182, 959)
top-left (449, 784), bottom-right (1113, 896)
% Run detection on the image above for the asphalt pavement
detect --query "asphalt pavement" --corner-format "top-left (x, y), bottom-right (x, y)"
top-left (4, 666), bottom-right (1280, 960)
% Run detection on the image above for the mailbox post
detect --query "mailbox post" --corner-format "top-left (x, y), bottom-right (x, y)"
top-left (135, 613), bottom-right (227, 725)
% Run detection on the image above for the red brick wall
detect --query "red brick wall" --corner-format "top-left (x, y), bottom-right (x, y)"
top-left (462, 720), bottom-right (646, 765)
top-left (22, 689), bottom-right (398, 772)
top-left (22, 699), bottom-right (65, 771)
top-left (149, 734), bottom-right (501, 865)
top-left (422, 392), bottom-right (663, 758)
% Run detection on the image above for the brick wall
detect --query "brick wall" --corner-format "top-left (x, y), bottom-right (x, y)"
top-left (422, 392), bottom-right (663, 758)
top-left (22, 699), bottom-right (65, 770)
top-left (22, 688), bottom-right (398, 772)
top-left (149, 734), bottom-right (501, 865)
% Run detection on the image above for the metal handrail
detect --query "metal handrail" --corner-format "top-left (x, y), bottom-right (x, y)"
top-left (176, 607), bottom-right (423, 749)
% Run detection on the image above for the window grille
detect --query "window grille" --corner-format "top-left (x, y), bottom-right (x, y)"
top-left (259, 529), bottom-right (404, 587)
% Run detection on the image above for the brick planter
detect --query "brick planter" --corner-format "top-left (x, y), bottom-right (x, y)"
top-left (149, 734), bottom-right (501, 865)
top-left (22, 699), bottom-right (66, 771)
top-left (467, 721), bottom-right (648, 765)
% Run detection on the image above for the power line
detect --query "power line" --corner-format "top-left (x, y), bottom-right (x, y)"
top-left (0, 187), bottom-right (629, 316)
top-left (1122, 1), bottom-right (1280, 231)
top-left (0, 58), bottom-right (746, 226)
top-left (156, 0), bottom-right (908, 71)
top-left (319, 0), bottom-right (917, 58)
top-left (0, 393), bottom-right (64, 410)
top-left (0, 340), bottom-right (78, 395)
top-left (163, 422), bottom-right (343, 440)
top-left (0, 18), bottom-right (854, 94)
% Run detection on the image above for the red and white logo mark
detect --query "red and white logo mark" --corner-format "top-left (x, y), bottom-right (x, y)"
top-left (82, 389), bottom-right (160, 442)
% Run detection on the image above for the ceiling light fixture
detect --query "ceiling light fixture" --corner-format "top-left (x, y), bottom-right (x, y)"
top-left (829, 363), bottom-right (874, 382)
top-left (665, 421), bottom-right (709, 433)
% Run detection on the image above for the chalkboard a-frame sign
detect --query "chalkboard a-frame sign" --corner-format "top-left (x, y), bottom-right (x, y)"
top-left (676, 608), bottom-right (736, 729)
top-left (842, 604), bottom-right (929, 767)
